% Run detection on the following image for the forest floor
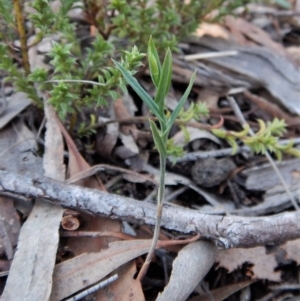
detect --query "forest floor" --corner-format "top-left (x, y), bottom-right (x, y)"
top-left (0, 1), bottom-right (300, 301)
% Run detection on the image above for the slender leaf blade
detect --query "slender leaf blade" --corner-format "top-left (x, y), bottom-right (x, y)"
top-left (154, 48), bottom-right (172, 116)
top-left (166, 71), bottom-right (196, 133)
top-left (148, 37), bottom-right (161, 87)
top-left (148, 36), bottom-right (161, 70)
top-left (112, 59), bottom-right (161, 119)
top-left (149, 120), bottom-right (166, 157)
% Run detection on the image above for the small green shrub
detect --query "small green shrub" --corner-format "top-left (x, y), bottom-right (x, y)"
top-left (212, 118), bottom-right (300, 160)
top-left (0, 0), bottom-right (253, 122)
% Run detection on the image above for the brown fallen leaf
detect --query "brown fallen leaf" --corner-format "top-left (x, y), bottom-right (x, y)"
top-left (114, 97), bottom-right (138, 137)
top-left (243, 90), bottom-right (300, 127)
top-left (0, 102), bottom-right (65, 301)
top-left (51, 237), bottom-right (200, 301)
top-left (96, 261), bottom-right (143, 301)
top-left (56, 117), bottom-right (145, 301)
top-left (114, 98), bottom-right (140, 155)
top-left (286, 46), bottom-right (300, 66)
top-left (189, 280), bottom-right (256, 301)
top-left (97, 115), bottom-right (119, 159)
top-left (0, 120), bottom-right (43, 176)
top-left (0, 198), bottom-right (20, 260)
top-left (0, 92), bottom-right (31, 129)
top-left (225, 16), bottom-right (286, 55)
top-left (195, 22), bottom-right (229, 39)
top-left (280, 238), bottom-right (300, 264)
top-left (172, 126), bottom-right (221, 147)
top-left (216, 247), bottom-right (281, 282)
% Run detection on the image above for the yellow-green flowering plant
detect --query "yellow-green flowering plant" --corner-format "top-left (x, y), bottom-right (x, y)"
top-left (212, 118), bottom-right (300, 160)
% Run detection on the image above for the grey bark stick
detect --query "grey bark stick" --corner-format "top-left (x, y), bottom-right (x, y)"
top-left (0, 169), bottom-right (299, 248)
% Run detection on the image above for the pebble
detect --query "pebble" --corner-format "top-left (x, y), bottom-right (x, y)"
top-left (191, 157), bottom-right (236, 187)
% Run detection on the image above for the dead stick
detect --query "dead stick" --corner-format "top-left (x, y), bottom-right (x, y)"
top-left (0, 169), bottom-right (300, 248)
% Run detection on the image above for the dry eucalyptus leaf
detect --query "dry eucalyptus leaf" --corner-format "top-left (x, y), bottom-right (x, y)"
top-left (156, 241), bottom-right (217, 301)
top-left (216, 247), bottom-right (280, 281)
top-left (123, 173), bottom-right (148, 183)
top-left (0, 120), bottom-right (42, 174)
top-left (196, 22), bottom-right (229, 39)
top-left (119, 132), bottom-right (139, 154)
top-left (97, 116), bottom-right (119, 159)
top-left (120, 93), bottom-right (138, 117)
top-left (286, 46), bottom-right (300, 66)
top-left (172, 127), bottom-right (221, 147)
top-left (189, 280), bottom-right (255, 301)
top-left (0, 201), bottom-right (63, 301)
top-left (114, 97), bottom-right (137, 136)
top-left (0, 198), bottom-right (20, 259)
top-left (114, 145), bottom-right (137, 159)
top-left (56, 118), bottom-right (144, 301)
top-left (13, 121), bottom-right (37, 152)
top-left (96, 261), bottom-right (144, 301)
top-left (50, 240), bottom-right (154, 301)
top-left (1, 103), bottom-right (65, 301)
top-left (27, 35), bottom-right (49, 71)
top-left (0, 121), bottom-right (42, 216)
top-left (196, 88), bottom-right (220, 111)
top-left (50, 236), bottom-right (198, 301)
top-left (0, 92), bottom-right (31, 129)
top-left (225, 16), bottom-right (286, 55)
top-left (195, 36), bottom-right (300, 115)
top-left (280, 238), bottom-right (300, 264)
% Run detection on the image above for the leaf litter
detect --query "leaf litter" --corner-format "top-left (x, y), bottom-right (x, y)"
top-left (1, 1), bottom-right (300, 301)
top-left (0, 102), bottom-right (65, 301)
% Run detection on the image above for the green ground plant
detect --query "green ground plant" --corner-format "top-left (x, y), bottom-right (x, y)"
top-left (0, 0), bottom-right (299, 283)
top-left (113, 37), bottom-right (196, 280)
top-left (0, 0), bottom-right (298, 157)
top-left (0, 0), bottom-right (254, 125)
top-left (113, 37), bottom-right (300, 279)
top-left (212, 118), bottom-right (300, 160)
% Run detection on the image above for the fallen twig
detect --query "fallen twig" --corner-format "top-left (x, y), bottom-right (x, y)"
top-left (0, 169), bottom-right (300, 248)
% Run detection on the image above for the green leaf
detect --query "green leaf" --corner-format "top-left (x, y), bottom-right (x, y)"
top-left (274, 149), bottom-right (282, 161)
top-left (212, 128), bottom-right (227, 139)
top-left (285, 148), bottom-right (300, 157)
top-left (148, 36), bottom-right (161, 87)
top-left (112, 59), bottom-right (163, 122)
top-left (149, 120), bottom-right (166, 157)
top-left (166, 71), bottom-right (196, 134)
top-left (276, 140), bottom-right (294, 151)
top-left (227, 137), bottom-right (238, 154)
top-left (148, 51), bottom-right (160, 87)
top-left (154, 48), bottom-right (172, 116)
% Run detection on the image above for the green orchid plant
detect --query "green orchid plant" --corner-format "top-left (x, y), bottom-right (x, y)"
top-left (113, 37), bottom-right (196, 280)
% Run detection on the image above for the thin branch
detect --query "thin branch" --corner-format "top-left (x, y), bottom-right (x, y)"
top-left (44, 79), bottom-right (106, 86)
top-left (0, 169), bottom-right (300, 248)
top-left (12, 0), bottom-right (30, 74)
